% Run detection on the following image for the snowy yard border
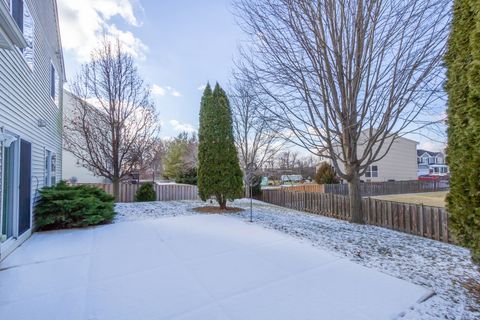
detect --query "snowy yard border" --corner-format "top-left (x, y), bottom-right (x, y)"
top-left (115, 199), bottom-right (480, 320)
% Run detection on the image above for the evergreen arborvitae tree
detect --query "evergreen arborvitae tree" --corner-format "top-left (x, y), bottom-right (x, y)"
top-left (445, 0), bottom-right (480, 263)
top-left (198, 83), bottom-right (243, 209)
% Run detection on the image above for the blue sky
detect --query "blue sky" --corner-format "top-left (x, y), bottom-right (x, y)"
top-left (59, 0), bottom-right (244, 139)
top-left (57, 0), bottom-right (446, 151)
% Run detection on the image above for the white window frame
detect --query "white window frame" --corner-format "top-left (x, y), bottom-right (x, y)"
top-left (9, 0), bottom-right (34, 70)
top-left (371, 165), bottom-right (378, 178)
top-left (50, 61), bottom-right (59, 106)
top-left (44, 149), bottom-right (56, 187)
top-left (365, 165), bottom-right (379, 178)
top-left (1, 131), bottom-right (20, 245)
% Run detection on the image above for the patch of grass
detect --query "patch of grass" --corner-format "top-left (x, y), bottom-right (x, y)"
top-left (371, 191), bottom-right (447, 207)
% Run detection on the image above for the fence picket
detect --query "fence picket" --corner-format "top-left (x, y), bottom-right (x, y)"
top-left (82, 183), bottom-right (199, 203)
top-left (324, 179), bottom-right (448, 196)
top-left (260, 189), bottom-right (452, 244)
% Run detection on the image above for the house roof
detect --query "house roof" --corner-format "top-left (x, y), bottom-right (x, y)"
top-left (417, 149), bottom-right (444, 157)
top-left (359, 129), bottom-right (419, 145)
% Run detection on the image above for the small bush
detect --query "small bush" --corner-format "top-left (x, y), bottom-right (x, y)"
top-left (315, 163), bottom-right (340, 184)
top-left (135, 182), bottom-right (156, 202)
top-left (35, 181), bottom-right (115, 231)
top-left (176, 167), bottom-right (198, 185)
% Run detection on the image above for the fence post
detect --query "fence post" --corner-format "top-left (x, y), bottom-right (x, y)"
top-left (419, 203), bottom-right (425, 237)
top-left (367, 197), bottom-right (371, 224)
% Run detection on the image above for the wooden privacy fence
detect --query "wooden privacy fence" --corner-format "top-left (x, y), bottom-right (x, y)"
top-left (324, 179), bottom-right (449, 197)
top-left (83, 183), bottom-right (199, 203)
top-left (261, 189), bottom-right (451, 243)
top-left (281, 184), bottom-right (325, 193)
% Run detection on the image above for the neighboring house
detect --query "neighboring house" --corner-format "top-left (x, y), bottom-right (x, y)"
top-left (321, 132), bottom-right (418, 182)
top-left (62, 90), bottom-right (107, 184)
top-left (0, 0), bottom-right (64, 260)
top-left (417, 149), bottom-right (449, 177)
top-left (280, 174), bottom-right (303, 184)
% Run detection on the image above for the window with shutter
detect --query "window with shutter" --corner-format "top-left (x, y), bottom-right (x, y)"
top-left (9, 0), bottom-right (34, 69)
top-left (11, 0), bottom-right (23, 33)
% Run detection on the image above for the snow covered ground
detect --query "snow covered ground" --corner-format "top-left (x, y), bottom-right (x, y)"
top-left (1, 209), bottom-right (432, 320)
top-left (115, 199), bottom-right (480, 320)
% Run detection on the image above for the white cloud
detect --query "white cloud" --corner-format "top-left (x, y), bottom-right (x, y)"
top-left (152, 85), bottom-right (182, 97)
top-left (197, 85), bottom-right (207, 91)
top-left (418, 140), bottom-right (446, 152)
top-left (171, 89), bottom-right (182, 97)
top-left (152, 84), bottom-right (166, 96)
top-left (107, 24), bottom-right (148, 59)
top-left (169, 120), bottom-right (196, 133)
top-left (57, 0), bottom-right (147, 62)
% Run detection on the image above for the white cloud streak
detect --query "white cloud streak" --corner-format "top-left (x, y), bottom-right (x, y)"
top-left (57, 0), bottom-right (147, 62)
top-left (169, 120), bottom-right (196, 133)
top-left (152, 85), bottom-right (182, 97)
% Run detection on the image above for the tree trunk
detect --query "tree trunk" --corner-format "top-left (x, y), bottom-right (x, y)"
top-left (112, 179), bottom-right (120, 202)
top-left (348, 176), bottom-right (364, 224)
top-left (216, 194), bottom-right (227, 210)
top-left (244, 177), bottom-right (251, 198)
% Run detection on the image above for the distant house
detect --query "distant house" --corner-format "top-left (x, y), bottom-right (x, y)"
top-left (0, 0), bottom-right (65, 260)
top-left (281, 175), bottom-right (303, 184)
top-left (417, 149), bottom-right (449, 177)
top-left (324, 133), bottom-right (418, 182)
top-left (62, 90), bottom-right (107, 184)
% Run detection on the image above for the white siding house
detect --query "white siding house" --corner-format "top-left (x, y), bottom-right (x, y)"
top-left (323, 133), bottom-right (418, 182)
top-left (0, 0), bottom-right (64, 260)
top-left (358, 136), bottom-right (418, 182)
top-left (62, 90), bottom-right (106, 184)
top-left (417, 149), bottom-right (449, 177)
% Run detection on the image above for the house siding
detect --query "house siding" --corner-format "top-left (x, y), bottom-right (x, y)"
top-left (0, 0), bottom-right (64, 259)
top-left (359, 137), bottom-right (418, 182)
top-left (62, 90), bottom-right (105, 184)
top-left (333, 134), bottom-right (418, 182)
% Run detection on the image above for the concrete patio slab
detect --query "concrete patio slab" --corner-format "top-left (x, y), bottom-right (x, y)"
top-left (0, 214), bottom-right (432, 320)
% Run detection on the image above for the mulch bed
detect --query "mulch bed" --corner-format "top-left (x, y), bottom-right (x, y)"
top-left (192, 206), bottom-right (245, 214)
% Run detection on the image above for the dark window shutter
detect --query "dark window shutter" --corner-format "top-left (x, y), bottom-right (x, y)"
top-left (50, 64), bottom-right (55, 98)
top-left (18, 139), bottom-right (32, 235)
top-left (12, 0), bottom-right (24, 33)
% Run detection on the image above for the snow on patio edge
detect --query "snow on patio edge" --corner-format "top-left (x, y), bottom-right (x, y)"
top-left (115, 199), bottom-right (480, 320)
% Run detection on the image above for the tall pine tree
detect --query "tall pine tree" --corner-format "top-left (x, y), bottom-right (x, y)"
top-left (198, 83), bottom-right (243, 209)
top-left (446, 0), bottom-right (480, 263)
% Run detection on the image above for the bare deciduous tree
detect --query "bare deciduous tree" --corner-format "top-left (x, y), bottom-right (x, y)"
top-left (234, 0), bottom-right (450, 223)
top-left (277, 151), bottom-right (299, 171)
top-left (135, 137), bottom-right (166, 181)
top-left (64, 38), bottom-right (160, 200)
top-left (230, 75), bottom-right (285, 195)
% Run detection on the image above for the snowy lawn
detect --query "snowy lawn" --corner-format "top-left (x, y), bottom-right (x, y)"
top-left (116, 199), bottom-right (480, 320)
top-left (0, 203), bottom-right (434, 320)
